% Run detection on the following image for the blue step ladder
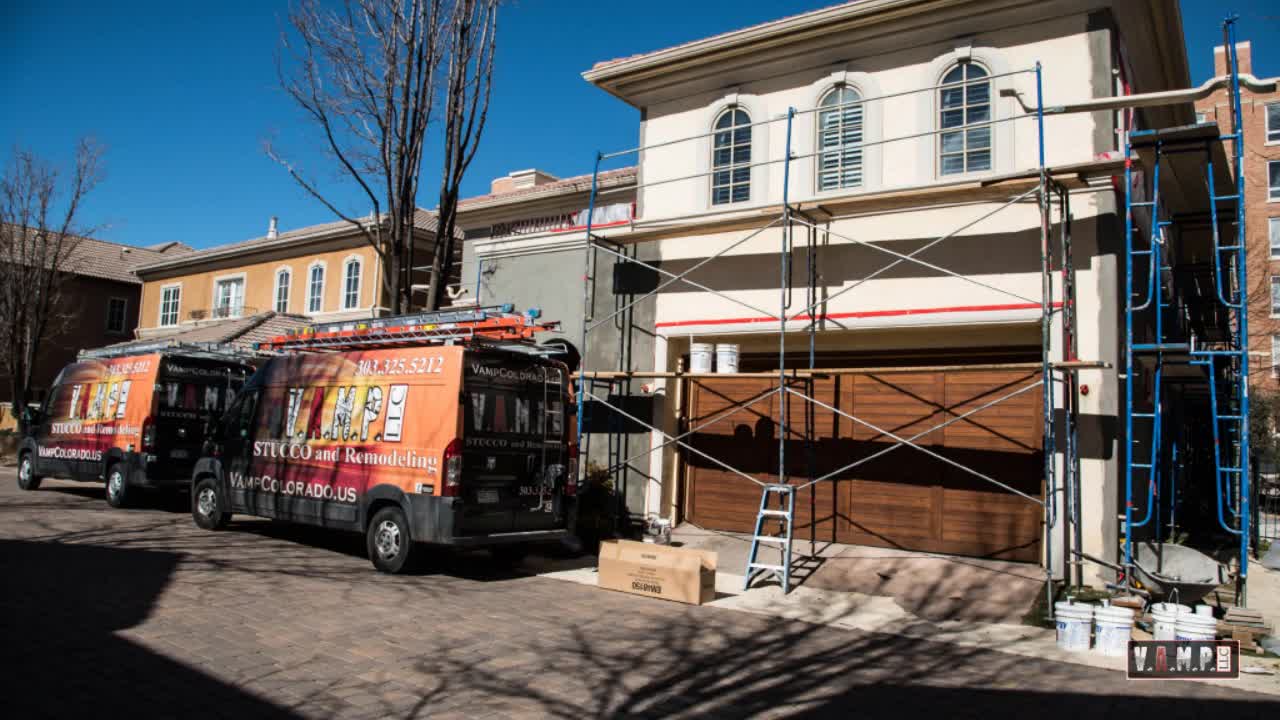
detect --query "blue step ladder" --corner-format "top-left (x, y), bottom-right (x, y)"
top-left (743, 484), bottom-right (795, 592)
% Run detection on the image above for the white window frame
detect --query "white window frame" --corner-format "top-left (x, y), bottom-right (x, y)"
top-left (307, 261), bottom-right (326, 314)
top-left (937, 61), bottom-right (993, 177)
top-left (342, 256), bottom-right (362, 310)
top-left (158, 284), bottom-right (181, 327)
top-left (1272, 335), bottom-right (1280, 378)
top-left (1271, 275), bottom-right (1280, 317)
top-left (273, 266), bottom-right (292, 314)
top-left (106, 297), bottom-right (128, 334)
top-left (816, 85), bottom-right (865, 192)
top-left (1269, 160), bottom-right (1280, 202)
top-left (211, 272), bottom-right (247, 319)
top-left (1266, 102), bottom-right (1280, 145)
top-left (710, 107), bottom-right (752, 206)
top-left (1271, 217), bottom-right (1280, 259)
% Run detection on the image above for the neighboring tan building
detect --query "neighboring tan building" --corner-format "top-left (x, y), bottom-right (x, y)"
top-left (131, 212), bottom-right (445, 343)
top-left (1, 230), bottom-right (190, 409)
top-left (469, 0), bottom-right (1196, 585)
top-left (1194, 42), bottom-right (1280, 390)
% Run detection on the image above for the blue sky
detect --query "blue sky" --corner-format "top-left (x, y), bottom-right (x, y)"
top-left (1, 0), bottom-right (1277, 250)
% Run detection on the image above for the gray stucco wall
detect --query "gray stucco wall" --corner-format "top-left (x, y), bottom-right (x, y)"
top-left (463, 239), bottom-right (658, 518)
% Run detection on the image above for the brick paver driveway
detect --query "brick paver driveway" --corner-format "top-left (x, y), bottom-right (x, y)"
top-left (1, 471), bottom-right (1276, 719)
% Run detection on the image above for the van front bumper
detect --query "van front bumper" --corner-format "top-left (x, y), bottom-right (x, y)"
top-left (405, 494), bottom-right (573, 546)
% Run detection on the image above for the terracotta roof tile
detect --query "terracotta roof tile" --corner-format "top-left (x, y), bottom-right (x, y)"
top-left (3, 224), bottom-right (175, 285)
top-left (101, 312), bottom-right (311, 352)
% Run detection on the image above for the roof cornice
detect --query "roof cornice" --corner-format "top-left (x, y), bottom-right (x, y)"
top-left (583, 0), bottom-right (960, 101)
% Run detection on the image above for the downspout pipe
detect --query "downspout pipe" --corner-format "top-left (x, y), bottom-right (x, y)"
top-left (1002, 73), bottom-right (1278, 115)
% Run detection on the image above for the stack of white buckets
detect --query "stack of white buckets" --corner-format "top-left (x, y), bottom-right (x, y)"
top-left (1055, 599), bottom-right (1218, 656)
top-left (690, 341), bottom-right (740, 374)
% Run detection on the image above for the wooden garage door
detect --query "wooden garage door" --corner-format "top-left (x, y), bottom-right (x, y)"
top-left (684, 368), bottom-right (1043, 562)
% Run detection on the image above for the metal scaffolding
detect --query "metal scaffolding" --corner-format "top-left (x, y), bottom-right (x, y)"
top-left (1120, 18), bottom-right (1252, 605)
top-left (567, 58), bottom-right (1103, 612)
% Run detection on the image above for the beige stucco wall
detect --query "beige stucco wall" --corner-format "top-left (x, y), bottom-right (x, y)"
top-left (635, 13), bottom-right (1113, 223)
top-left (137, 244), bottom-right (382, 331)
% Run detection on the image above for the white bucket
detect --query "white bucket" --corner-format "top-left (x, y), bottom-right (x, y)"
top-left (714, 343), bottom-right (740, 374)
top-left (690, 342), bottom-right (714, 373)
top-left (1093, 604), bottom-right (1135, 657)
top-left (1150, 603), bottom-right (1190, 641)
top-left (1175, 610), bottom-right (1217, 641)
top-left (1054, 601), bottom-right (1094, 652)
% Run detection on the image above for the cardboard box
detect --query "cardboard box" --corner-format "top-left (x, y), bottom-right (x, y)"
top-left (597, 540), bottom-right (717, 605)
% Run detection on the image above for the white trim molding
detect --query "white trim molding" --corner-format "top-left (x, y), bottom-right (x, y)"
top-left (694, 91), bottom-right (770, 212)
top-left (341, 254), bottom-right (364, 310)
top-left (210, 271), bottom-right (248, 319)
top-left (917, 45), bottom-right (1014, 182)
top-left (273, 265), bottom-right (293, 313)
top-left (799, 68), bottom-right (884, 198)
top-left (158, 282), bottom-right (182, 327)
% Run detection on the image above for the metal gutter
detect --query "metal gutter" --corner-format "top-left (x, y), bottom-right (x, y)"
top-left (1003, 73), bottom-right (1279, 115)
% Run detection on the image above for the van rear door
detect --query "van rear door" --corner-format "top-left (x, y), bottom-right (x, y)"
top-left (458, 354), bottom-right (571, 536)
top-left (157, 358), bottom-right (248, 467)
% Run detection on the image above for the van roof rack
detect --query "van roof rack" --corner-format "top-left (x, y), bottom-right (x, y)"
top-left (79, 340), bottom-right (262, 363)
top-left (254, 304), bottom-right (561, 353)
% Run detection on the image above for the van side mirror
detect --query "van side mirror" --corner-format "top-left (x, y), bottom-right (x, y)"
top-left (20, 406), bottom-right (40, 428)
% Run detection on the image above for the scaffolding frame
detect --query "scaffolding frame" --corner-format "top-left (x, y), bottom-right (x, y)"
top-left (1120, 18), bottom-right (1251, 605)
top-left (565, 59), bottom-right (1107, 609)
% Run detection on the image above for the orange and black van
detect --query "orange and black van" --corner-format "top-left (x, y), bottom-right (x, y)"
top-left (190, 341), bottom-right (578, 573)
top-left (17, 346), bottom-right (255, 507)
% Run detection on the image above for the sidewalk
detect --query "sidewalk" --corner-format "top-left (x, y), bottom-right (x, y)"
top-left (531, 531), bottom-right (1280, 698)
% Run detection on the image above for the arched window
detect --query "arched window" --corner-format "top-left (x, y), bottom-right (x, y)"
top-left (817, 85), bottom-right (864, 191)
top-left (307, 263), bottom-right (325, 313)
top-left (342, 257), bottom-right (362, 310)
top-left (274, 268), bottom-right (291, 313)
top-left (711, 108), bottom-right (751, 205)
top-left (938, 62), bottom-right (991, 175)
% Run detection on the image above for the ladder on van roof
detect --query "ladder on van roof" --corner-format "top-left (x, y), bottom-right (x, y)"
top-left (79, 340), bottom-right (262, 363)
top-left (254, 304), bottom-right (562, 353)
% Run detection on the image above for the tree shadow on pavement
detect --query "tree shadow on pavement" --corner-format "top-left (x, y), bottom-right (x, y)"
top-left (0, 538), bottom-right (303, 718)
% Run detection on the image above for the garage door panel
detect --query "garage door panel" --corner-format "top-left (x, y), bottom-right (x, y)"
top-left (685, 363), bottom-right (1043, 563)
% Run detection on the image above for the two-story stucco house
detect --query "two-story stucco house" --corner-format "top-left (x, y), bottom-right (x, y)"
top-left (462, 0), bottom-right (1196, 586)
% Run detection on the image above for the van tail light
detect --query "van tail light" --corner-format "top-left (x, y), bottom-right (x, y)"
top-left (565, 442), bottom-right (579, 496)
top-left (141, 416), bottom-right (156, 452)
top-left (441, 438), bottom-right (463, 497)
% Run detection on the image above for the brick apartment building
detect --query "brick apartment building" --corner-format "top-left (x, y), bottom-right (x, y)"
top-left (1195, 41), bottom-right (1280, 390)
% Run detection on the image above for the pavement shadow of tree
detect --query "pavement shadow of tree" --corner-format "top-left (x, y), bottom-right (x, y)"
top-left (396, 568), bottom-right (1279, 720)
top-left (0, 538), bottom-right (303, 718)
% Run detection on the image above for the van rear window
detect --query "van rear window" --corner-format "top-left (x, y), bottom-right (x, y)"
top-left (466, 387), bottom-right (563, 438)
top-left (160, 381), bottom-right (237, 414)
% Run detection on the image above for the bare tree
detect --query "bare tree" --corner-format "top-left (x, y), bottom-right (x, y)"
top-left (423, 0), bottom-right (498, 311)
top-left (0, 140), bottom-right (104, 421)
top-left (268, 0), bottom-right (448, 315)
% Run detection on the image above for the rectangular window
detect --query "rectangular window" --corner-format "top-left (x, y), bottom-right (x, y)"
top-left (1195, 110), bottom-right (1209, 124)
top-left (106, 297), bottom-right (127, 333)
top-left (343, 260), bottom-right (361, 310)
top-left (1272, 276), bottom-right (1280, 315)
top-left (159, 286), bottom-right (181, 326)
top-left (1270, 160), bottom-right (1280, 202)
top-left (1273, 335), bottom-right (1280, 378)
top-left (308, 265), bottom-right (324, 313)
top-left (1268, 103), bottom-right (1280, 144)
top-left (214, 277), bottom-right (245, 318)
top-left (275, 270), bottom-right (290, 313)
top-left (1272, 217), bottom-right (1280, 259)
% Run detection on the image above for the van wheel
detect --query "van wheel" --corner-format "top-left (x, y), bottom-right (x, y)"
top-left (17, 453), bottom-right (42, 491)
top-left (367, 506), bottom-right (414, 574)
top-left (104, 463), bottom-right (130, 508)
top-left (192, 477), bottom-right (229, 530)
